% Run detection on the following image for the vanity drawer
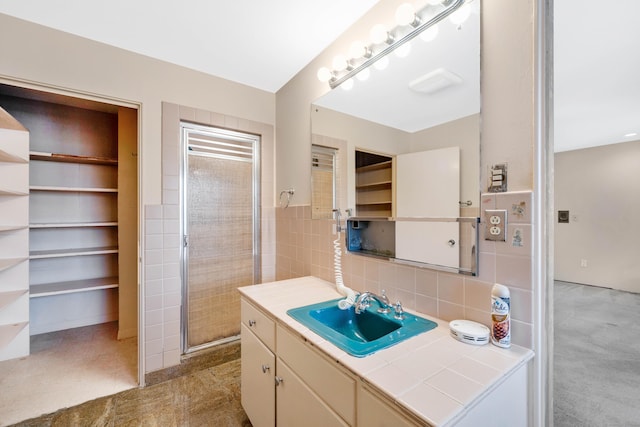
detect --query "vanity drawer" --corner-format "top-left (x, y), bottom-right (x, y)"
top-left (241, 298), bottom-right (275, 351)
top-left (277, 325), bottom-right (356, 425)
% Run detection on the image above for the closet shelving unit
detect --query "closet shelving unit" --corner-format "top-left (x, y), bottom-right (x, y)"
top-left (0, 107), bottom-right (30, 361)
top-left (28, 150), bottom-right (120, 306)
top-left (1, 86), bottom-right (138, 353)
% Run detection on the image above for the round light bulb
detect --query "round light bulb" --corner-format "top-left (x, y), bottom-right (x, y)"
top-left (449, 4), bottom-right (471, 25)
top-left (317, 67), bottom-right (332, 83)
top-left (420, 24), bottom-right (439, 42)
top-left (332, 54), bottom-right (348, 72)
top-left (394, 42), bottom-right (411, 58)
top-left (341, 78), bottom-right (354, 91)
top-left (373, 55), bottom-right (389, 70)
top-left (370, 24), bottom-right (389, 44)
top-left (395, 3), bottom-right (416, 26)
top-left (356, 68), bottom-right (370, 81)
top-left (349, 41), bottom-right (367, 59)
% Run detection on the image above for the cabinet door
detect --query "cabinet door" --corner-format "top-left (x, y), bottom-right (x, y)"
top-left (276, 359), bottom-right (349, 427)
top-left (241, 323), bottom-right (275, 427)
top-left (357, 385), bottom-right (420, 427)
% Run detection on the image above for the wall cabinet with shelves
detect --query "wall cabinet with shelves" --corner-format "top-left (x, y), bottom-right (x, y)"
top-left (355, 151), bottom-right (393, 218)
top-left (0, 86), bottom-right (137, 339)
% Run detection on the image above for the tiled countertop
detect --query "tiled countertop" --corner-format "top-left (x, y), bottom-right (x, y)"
top-left (238, 276), bottom-right (534, 426)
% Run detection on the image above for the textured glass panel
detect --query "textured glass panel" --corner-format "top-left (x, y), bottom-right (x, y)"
top-left (186, 153), bottom-right (254, 347)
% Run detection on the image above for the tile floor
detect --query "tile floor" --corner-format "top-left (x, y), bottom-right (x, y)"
top-left (0, 322), bottom-right (138, 426)
top-left (11, 358), bottom-right (250, 426)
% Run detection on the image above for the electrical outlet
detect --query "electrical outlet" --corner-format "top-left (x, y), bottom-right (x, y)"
top-left (484, 209), bottom-right (507, 241)
top-left (580, 259), bottom-right (588, 267)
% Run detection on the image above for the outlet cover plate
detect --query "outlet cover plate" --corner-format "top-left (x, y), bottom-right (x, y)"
top-left (484, 209), bottom-right (507, 241)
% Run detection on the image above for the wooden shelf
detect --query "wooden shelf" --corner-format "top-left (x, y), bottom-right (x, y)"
top-left (29, 246), bottom-right (119, 259)
top-left (356, 181), bottom-right (392, 190)
top-left (30, 151), bottom-right (118, 166)
top-left (0, 290), bottom-right (28, 310)
top-left (0, 149), bottom-right (28, 164)
top-left (30, 185), bottom-right (118, 193)
top-left (0, 225), bottom-right (28, 232)
top-left (355, 160), bottom-right (393, 173)
top-left (30, 222), bottom-right (118, 229)
top-left (30, 277), bottom-right (119, 298)
top-left (356, 201), bottom-right (392, 206)
top-left (0, 257), bottom-right (27, 273)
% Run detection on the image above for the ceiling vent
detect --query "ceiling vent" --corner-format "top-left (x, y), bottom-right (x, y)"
top-left (409, 68), bottom-right (463, 94)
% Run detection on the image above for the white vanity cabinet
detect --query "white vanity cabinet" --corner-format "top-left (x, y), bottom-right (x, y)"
top-left (358, 384), bottom-right (421, 427)
top-left (241, 298), bottom-right (350, 426)
top-left (241, 297), bottom-right (416, 427)
top-left (241, 299), bottom-right (276, 427)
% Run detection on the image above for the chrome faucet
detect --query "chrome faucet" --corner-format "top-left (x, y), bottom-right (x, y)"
top-left (354, 290), bottom-right (391, 314)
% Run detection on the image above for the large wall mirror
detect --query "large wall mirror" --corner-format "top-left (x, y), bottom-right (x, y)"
top-left (311, 0), bottom-right (481, 274)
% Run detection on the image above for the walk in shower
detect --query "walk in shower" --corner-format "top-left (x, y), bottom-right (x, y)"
top-left (181, 122), bottom-right (260, 352)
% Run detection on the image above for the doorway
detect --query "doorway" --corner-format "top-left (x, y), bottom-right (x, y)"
top-left (181, 122), bottom-right (260, 353)
top-left (0, 82), bottom-right (140, 424)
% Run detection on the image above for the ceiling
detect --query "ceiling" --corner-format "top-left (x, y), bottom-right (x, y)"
top-left (554, 0), bottom-right (640, 152)
top-left (0, 0), bottom-right (380, 93)
top-left (1, 0), bottom-right (638, 152)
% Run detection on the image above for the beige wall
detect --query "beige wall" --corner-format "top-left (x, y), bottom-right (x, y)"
top-left (275, 0), bottom-right (536, 334)
top-left (277, 0), bottom-right (543, 414)
top-left (0, 13), bottom-right (277, 374)
top-left (555, 140), bottom-right (640, 293)
top-left (0, 13), bottom-right (275, 205)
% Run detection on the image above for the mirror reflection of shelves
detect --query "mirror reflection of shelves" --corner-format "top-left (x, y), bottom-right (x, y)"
top-left (355, 151), bottom-right (393, 217)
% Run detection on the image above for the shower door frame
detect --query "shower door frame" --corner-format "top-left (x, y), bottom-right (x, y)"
top-left (180, 121), bottom-right (261, 354)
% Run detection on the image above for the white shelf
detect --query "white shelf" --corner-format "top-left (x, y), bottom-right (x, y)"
top-left (30, 277), bottom-right (119, 298)
top-left (0, 322), bottom-right (28, 347)
top-left (0, 149), bottom-right (28, 164)
top-left (30, 186), bottom-right (118, 193)
top-left (0, 188), bottom-right (28, 196)
top-left (29, 151), bottom-right (117, 166)
top-left (30, 222), bottom-right (118, 229)
top-left (0, 257), bottom-right (27, 273)
top-left (0, 225), bottom-right (28, 232)
top-left (29, 246), bottom-right (119, 259)
top-left (0, 290), bottom-right (28, 310)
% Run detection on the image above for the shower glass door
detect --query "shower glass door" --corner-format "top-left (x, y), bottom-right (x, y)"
top-left (181, 122), bottom-right (260, 352)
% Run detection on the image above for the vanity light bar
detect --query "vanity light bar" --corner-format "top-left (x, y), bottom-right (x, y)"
top-left (327, 0), bottom-right (467, 89)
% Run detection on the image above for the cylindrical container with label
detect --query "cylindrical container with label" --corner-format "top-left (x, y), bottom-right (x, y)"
top-left (491, 283), bottom-right (511, 348)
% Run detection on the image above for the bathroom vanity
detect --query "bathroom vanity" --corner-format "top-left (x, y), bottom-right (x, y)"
top-left (239, 277), bottom-right (533, 426)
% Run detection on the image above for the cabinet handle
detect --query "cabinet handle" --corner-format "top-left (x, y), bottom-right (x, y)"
top-left (274, 376), bottom-right (284, 386)
top-left (248, 319), bottom-right (256, 327)
top-left (261, 364), bottom-right (270, 373)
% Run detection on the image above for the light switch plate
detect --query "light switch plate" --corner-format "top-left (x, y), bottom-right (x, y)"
top-left (484, 209), bottom-right (507, 241)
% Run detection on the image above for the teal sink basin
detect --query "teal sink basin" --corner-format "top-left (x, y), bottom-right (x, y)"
top-left (287, 298), bottom-right (437, 357)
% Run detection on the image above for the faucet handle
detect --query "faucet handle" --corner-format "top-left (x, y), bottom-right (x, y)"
top-left (377, 290), bottom-right (391, 314)
top-left (394, 300), bottom-right (405, 320)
